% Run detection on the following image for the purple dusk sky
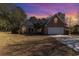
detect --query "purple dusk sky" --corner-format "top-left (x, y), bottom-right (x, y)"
top-left (16, 3), bottom-right (79, 18)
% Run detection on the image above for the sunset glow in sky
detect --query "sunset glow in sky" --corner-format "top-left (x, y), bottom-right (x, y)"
top-left (16, 3), bottom-right (79, 25)
top-left (16, 3), bottom-right (79, 19)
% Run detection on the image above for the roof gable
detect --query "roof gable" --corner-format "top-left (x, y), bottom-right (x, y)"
top-left (47, 14), bottom-right (65, 27)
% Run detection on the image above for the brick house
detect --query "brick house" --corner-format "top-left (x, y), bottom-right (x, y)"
top-left (44, 12), bottom-right (66, 35)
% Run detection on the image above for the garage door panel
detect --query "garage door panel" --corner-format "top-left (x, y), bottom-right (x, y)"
top-left (48, 27), bottom-right (64, 35)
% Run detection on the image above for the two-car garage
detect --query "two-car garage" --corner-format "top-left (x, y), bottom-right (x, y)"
top-left (46, 12), bottom-right (65, 35)
top-left (47, 27), bottom-right (64, 35)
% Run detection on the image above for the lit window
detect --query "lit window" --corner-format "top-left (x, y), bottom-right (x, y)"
top-left (54, 18), bottom-right (58, 23)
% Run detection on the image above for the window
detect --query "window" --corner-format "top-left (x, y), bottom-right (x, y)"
top-left (54, 18), bottom-right (58, 23)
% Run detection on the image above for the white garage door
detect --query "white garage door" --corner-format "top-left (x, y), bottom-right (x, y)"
top-left (48, 27), bottom-right (64, 35)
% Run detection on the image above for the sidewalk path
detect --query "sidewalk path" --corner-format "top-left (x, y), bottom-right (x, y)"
top-left (50, 35), bottom-right (79, 52)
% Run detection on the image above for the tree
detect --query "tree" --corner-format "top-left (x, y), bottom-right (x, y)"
top-left (11, 7), bottom-right (27, 33)
top-left (29, 16), bottom-right (37, 24)
top-left (0, 4), bottom-right (27, 33)
top-left (33, 18), bottom-right (46, 34)
top-left (66, 17), bottom-right (74, 35)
